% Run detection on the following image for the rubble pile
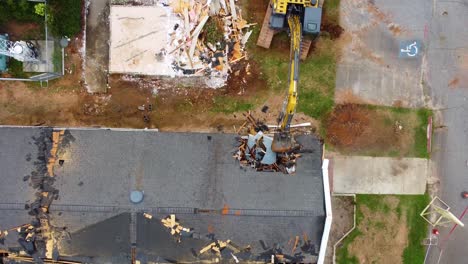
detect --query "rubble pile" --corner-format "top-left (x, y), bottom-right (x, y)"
top-left (167, 0), bottom-right (253, 87)
top-left (233, 113), bottom-right (301, 174)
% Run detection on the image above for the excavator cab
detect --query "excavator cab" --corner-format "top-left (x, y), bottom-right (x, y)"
top-left (303, 5), bottom-right (322, 38)
top-left (270, 0), bottom-right (321, 36)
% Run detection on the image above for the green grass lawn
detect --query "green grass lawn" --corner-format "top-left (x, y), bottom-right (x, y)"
top-left (211, 96), bottom-right (253, 114)
top-left (337, 194), bottom-right (430, 264)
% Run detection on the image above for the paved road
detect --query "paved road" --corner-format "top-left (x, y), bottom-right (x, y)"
top-left (425, 1), bottom-right (468, 263)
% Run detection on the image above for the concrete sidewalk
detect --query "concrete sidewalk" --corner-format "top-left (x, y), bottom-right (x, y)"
top-left (332, 156), bottom-right (428, 194)
top-left (84, 0), bottom-right (109, 93)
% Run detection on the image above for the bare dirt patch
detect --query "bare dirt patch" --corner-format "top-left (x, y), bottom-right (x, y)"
top-left (348, 200), bottom-right (408, 264)
top-left (0, 39), bottom-right (283, 132)
top-left (325, 104), bottom-right (418, 156)
top-left (321, 8), bottom-right (344, 40)
top-left (0, 21), bottom-right (42, 40)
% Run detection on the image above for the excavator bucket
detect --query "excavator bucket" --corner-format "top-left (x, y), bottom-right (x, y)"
top-left (271, 132), bottom-right (294, 153)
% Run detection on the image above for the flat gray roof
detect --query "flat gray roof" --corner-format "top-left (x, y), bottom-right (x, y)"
top-left (0, 127), bottom-right (325, 263)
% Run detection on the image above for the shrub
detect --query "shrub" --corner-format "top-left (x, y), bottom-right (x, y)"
top-left (48, 0), bottom-right (82, 37)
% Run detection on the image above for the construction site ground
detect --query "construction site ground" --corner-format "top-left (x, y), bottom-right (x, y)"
top-left (0, 1), bottom-right (433, 157)
top-left (0, 0), bottom-right (341, 134)
top-left (335, 194), bottom-right (430, 264)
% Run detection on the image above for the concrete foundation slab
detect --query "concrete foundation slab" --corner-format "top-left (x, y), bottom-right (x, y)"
top-left (332, 156), bottom-right (427, 194)
top-left (109, 6), bottom-right (181, 76)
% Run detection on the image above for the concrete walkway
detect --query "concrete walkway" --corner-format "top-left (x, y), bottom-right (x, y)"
top-left (84, 0), bottom-right (109, 93)
top-left (332, 156), bottom-right (428, 194)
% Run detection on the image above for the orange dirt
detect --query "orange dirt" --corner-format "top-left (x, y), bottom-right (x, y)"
top-left (326, 104), bottom-right (370, 147)
top-left (325, 104), bottom-right (414, 155)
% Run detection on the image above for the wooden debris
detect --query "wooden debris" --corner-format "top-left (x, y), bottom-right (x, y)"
top-left (292, 235), bottom-right (299, 254)
top-left (165, 0), bottom-right (252, 87)
top-left (161, 214), bottom-right (192, 241)
top-left (143, 213), bottom-right (153, 219)
top-left (199, 239), bottom-right (232, 255)
top-left (229, 0), bottom-right (237, 20)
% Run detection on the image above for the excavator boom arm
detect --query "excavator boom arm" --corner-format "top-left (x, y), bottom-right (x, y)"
top-left (271, 15), bottom-right (302, 153)
top-left (279, 15), bottom-right (301, 130)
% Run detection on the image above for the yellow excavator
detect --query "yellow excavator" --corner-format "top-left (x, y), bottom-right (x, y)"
top-left (266, 0), bottom-right (322, 152)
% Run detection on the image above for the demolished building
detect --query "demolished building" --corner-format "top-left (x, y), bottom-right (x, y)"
top-left (0, 127), bottom-right (331, 263)
top-left (109, 0), bottom-right (252, 88)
